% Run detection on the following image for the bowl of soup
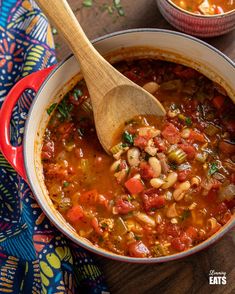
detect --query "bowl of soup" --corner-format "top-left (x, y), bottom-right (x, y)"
top-left (0, 29), bottom-right (234, 262)
top-left (157, 0), bottom-right (235, 37)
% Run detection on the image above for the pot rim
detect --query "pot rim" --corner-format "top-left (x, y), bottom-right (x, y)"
top-left (24, 28), bottom-right (235, 263)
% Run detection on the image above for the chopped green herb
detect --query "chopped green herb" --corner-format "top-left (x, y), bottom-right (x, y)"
top-left (117, 7), bottom-right (125, 16)
top-left (57, 99), bottom-right (73, 119)
top-left (47, 103), bottom-right (57, 115)
top-left (73, 89), bottom-right (83, 100)
top-left (123, 131), bottom-right (133, 145)
top-left (98, 236), bottom-right (104, 242)
top-left (181, 209), bottom-right (191, 221)
top-left (63, 181), bottom-right (70, 187)
top-left (52, 27), bottom-right (57, 35)
top-left (134, 235), bottom-right (141, 240)
top-left (82, 0), bottom-right (93, 7)
top-left (185, 117), bottom-right (192, 126)
top-left (127, 195), bottom-right (133, 202)
top-left (169, 162), bottom-right (178, 170)
top-left (208, 162), bottom-right (218, 176)
top-left (114, 0), bottom-right (121, 6)
top-left (101, 223), bottom-right (108, 229)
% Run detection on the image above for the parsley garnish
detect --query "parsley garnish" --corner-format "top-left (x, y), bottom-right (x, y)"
top-left (185, 117), bottom-right (192, 126)
top-left (181, 209), bottom-right (191, 221)
top-left (123, 131), bottom-right (133, 145)
top-left (63, 181), bottom-right (70, 187)
top-left (47, 103), bottom-right (57, 115)
top-left (208, 162), bottom-right (218, 176)
top-left (57, 99), bottom-right (73, 119)
top-left (82, 0), bottom-right (93, 7)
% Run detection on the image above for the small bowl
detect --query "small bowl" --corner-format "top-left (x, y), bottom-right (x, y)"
top-left (157, 0), bottom-right (235, 37)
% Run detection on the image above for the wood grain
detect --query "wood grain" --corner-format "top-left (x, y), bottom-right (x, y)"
top-left (52, 1), bottom-right (235, 293)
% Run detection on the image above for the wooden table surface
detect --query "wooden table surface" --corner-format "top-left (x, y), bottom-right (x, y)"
top-left (53, 1), bottom-right (235, 293)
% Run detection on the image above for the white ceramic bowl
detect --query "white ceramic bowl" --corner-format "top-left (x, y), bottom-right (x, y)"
top-left (0, 29), bottom-right (235, 263)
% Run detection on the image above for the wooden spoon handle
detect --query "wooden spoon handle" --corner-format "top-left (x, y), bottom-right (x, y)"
top-left (36, 0), bottom-right (119, 95)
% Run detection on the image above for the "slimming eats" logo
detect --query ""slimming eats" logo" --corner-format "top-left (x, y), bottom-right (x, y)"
top-left (209, 270), bottom-right (227, 285)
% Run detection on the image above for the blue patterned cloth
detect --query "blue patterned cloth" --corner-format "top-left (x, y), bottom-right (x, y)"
top-left (0, 1), bottom-right (109, 293)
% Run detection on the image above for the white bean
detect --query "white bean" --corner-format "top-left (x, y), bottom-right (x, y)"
top-left (127, 147), bottom-right (140, 167)
top-left (110, 159), bottom-right (121, 172)
top-left (166, 203), bottom-right (178, 218)
top-left (181, 128), bottom-right (191, 139)
top-left (150, 178), bottom-right (164, 189)
top-left (143, 81), bottom-right (159, 94)
top-left (162, 172), bottom-right (178, 189)
top-left (135, 212), bottom-right (156, 227)
top-left (148, 157), bottom-right (161, 177)
top-left (173, 181), bottom-right (191, 201)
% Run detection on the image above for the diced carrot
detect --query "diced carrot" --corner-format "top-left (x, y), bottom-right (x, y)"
top-left (79, 189), bottom-right (99, 205)
top-left (212, 95), bottom-right (225, 109)
top-left (189, 130), bottom-right (205, 143)
top-left (66, 205), bottom-right (84, 222)
top-left (125, 177), bottom-right (144, 194)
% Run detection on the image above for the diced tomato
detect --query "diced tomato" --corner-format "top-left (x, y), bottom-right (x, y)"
top-left (125, 177), bottom-right (144, 194)
top-left (212, 95), bottom-right (225, 109)
top-left (211, 179), bottom-right (222, 190)
top-left (124, 69), bottom-right (140, 83)
top-left (66, 205), bottom-right (84, 223)
top-left (224, 120), bottom-right (235, 135)
top-left (171, 237), bottom-right (185, 252)
top-left (139, 162), bottom-right (155, 180)
top-left (91, 217), bottom-right (103, 235)
top-left (230, 173), bottom-right (235, 184)
top-left (180, 232), bottom-right (192, 248)
top-left (178, 144), bottom-right (196, 160)
top-left (178, 169), bottom-right (191, 182)
top-left (141, 189), bottom-right (166, 214)
top-left (220, 211), bottom-right (232, 225)
top-left (41, 140), bottom-right (54, 160)
top-left (162, 123), bottom-right (181, 144)
top-left (189, 130), bottom-right (205, 143)
top-left (134, 136), bottom-right (148, 149)
top-left (165, 223), bottom-right (181, 238)
top-left (79, 189), bottom-right (99, 205)
top-left (206, 189), bottom-right (218, 203)
top-left (128, 241), bottom-right (150, 258)
top-left (114, 198), bottom-right (135, 215)
top-left (173, 65), bottom-right (199, 79)
top-left (45, 163), bottom-right (68, 178)
top-left (153, 136), bottom-right (167, 152)
top-left (219, 140), bottom-right (235, 154)
top-left (207, 222), bottom-right (222, 237)
top-left (213, 202), bottom-right (228, 216)
top-left (58, 122), bottom-right (74, 139)
top-left (224, 199), bottom-right (235, 210)
top-left (215, 6), bottom-right (224, 14)
top-left (185, 226), bottom-right (198, 240)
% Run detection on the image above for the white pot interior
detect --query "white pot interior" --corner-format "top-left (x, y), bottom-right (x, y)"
top-left (24, 30), bottom-right (235, 262)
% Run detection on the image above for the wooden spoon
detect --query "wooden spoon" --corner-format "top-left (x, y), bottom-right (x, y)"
top-left (37, 0), bottom-right (166, 153)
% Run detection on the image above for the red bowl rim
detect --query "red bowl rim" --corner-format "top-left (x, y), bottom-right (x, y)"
top-left (165, 0), bottom-right (235, 18)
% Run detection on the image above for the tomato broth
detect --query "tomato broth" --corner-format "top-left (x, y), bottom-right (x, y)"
top-left (42, 58), bottom-right (235, 258)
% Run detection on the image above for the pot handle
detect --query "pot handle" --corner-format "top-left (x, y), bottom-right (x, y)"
top-left (0, 66), bottom-right (55, 181)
